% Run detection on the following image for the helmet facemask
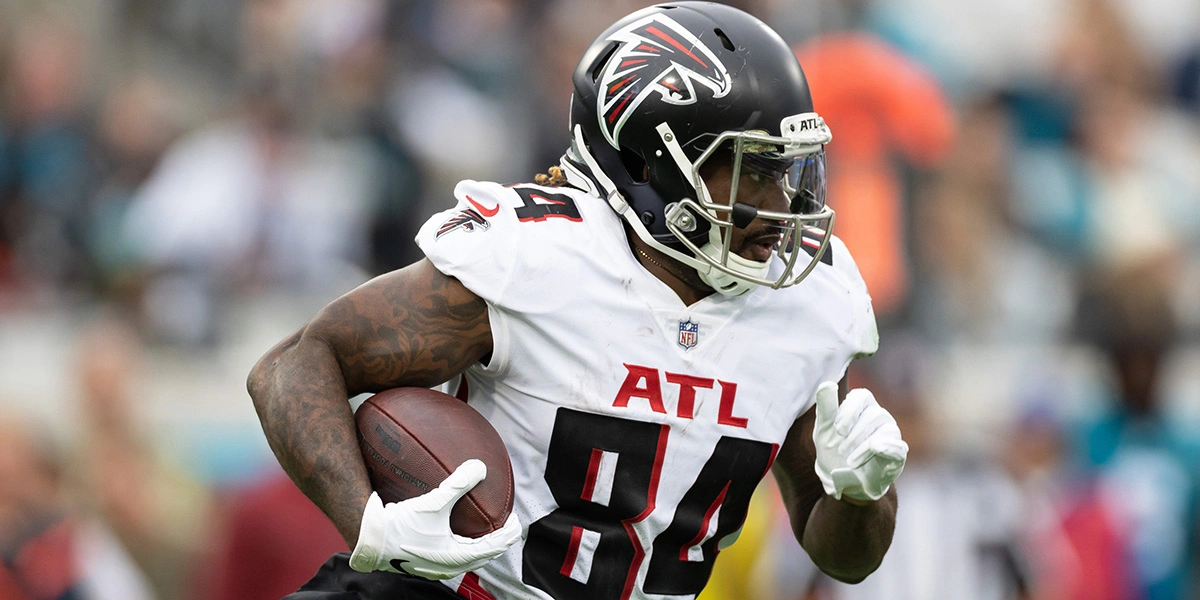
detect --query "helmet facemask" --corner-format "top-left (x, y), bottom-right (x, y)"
top-left (654, 113), bottom-right (835, 296)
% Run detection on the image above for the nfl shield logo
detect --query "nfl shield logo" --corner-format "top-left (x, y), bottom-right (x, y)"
top-left (678, 319), bottom-right (699, 350)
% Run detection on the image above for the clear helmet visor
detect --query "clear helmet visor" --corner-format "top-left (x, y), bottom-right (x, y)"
top-left (741, 148), bottom-right (827, 215)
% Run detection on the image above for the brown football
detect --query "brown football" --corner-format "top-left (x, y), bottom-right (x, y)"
top-left (355, 387), bottom-right (514, 538)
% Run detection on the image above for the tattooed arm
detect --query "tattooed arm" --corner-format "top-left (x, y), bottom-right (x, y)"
top-left (247, 259), bottom-right (492, 546)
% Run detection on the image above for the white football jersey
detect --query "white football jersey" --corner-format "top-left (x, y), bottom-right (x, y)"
top-left (415, 180), bottom-right (877, 600)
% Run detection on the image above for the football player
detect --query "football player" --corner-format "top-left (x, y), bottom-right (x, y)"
top-left (248, 3), bottom-right (908, 599)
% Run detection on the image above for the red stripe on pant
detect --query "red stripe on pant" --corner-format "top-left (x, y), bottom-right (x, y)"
top-left (559, 526), bottom-right (585, 578)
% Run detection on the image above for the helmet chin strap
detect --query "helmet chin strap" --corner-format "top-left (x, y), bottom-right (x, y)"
top-left (564, 125), bottom-right (713, 274)
top-left (656, 123), bottom-right (767, 297)
top-left (563, 124), bottom-right (769, 298)
top-left (696, 213), bottom-right (769, 297)
top-left (697, 241), bottom-right (768, 296)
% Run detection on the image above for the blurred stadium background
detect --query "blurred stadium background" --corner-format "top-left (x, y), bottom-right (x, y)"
top-left (1, 0), bottom-right (1199, 598)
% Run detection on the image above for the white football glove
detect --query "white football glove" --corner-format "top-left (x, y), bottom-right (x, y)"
top-left (349, 459), bottom-right (522, 579)
top-left (812, 382), bottom-right (908, 502)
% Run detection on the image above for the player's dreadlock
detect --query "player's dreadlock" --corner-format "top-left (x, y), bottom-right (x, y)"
top-left (534, 165), bottom-right (569, 187)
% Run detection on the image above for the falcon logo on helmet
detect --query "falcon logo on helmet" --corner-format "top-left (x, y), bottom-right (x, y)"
top-left (597, 13), bottom-right (732, 148)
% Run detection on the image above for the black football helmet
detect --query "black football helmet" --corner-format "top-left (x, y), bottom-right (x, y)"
top-left (560, 1), bottom-right (833, 296)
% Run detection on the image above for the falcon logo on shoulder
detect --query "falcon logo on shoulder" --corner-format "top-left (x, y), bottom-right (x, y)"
top-left (597, 13), bottom-right (732, 148)
top-left (436, 208), bottom-right (490, 239)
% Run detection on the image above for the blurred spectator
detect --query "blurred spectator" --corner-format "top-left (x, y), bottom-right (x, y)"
top-left (794, 33), bottom-right (956, 320)
top-left (74, 319), bottom-right (212, 600)
top-left (117, 0), bottom-right (438, 346)
top-left (1008, 0), bottom-right (1200, 259)
top-left (0, 17), bottom-right (97, 297)
top-left (0, 413), bottom-right (154, 600)
top-left (120, 74), bottom-right (379, 345)
top-left (1004, 400), bottom-right (1144, 600)
top-left (915, 96), bottom-right (1080, 342)
top-left (314, 1), bottom-right (427, 275)
top-left (1053, 0), bottom-right (1154, 96)
top-left (86, 74), bottom-right (179, 301)
top-left (1073, 85), bottom-right (1200, 270)
top-left (385, 0), bottom-right (536, 212)
top-left (1176, 44), bottom-right (1200, 111)
top-left (413, 0), bottom-right (527, 94)
top-left (914, 97), bottom-right (1012, 338)
top-left (197, 469), bottom-right (348, 600)
top-left (1070, 258), bottom-right (1200, 600)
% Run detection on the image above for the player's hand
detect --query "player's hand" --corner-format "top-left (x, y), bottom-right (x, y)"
top-left (349, 459), bottom-right (522, 579)
top-left (812, 382), bottom-right (908, 502)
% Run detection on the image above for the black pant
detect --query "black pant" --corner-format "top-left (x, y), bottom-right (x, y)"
top-left (285, 553), bottom-right (463, 599)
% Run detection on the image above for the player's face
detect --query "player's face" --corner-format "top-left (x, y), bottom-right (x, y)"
top-left (700, 160), bottom-right (792, 263)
